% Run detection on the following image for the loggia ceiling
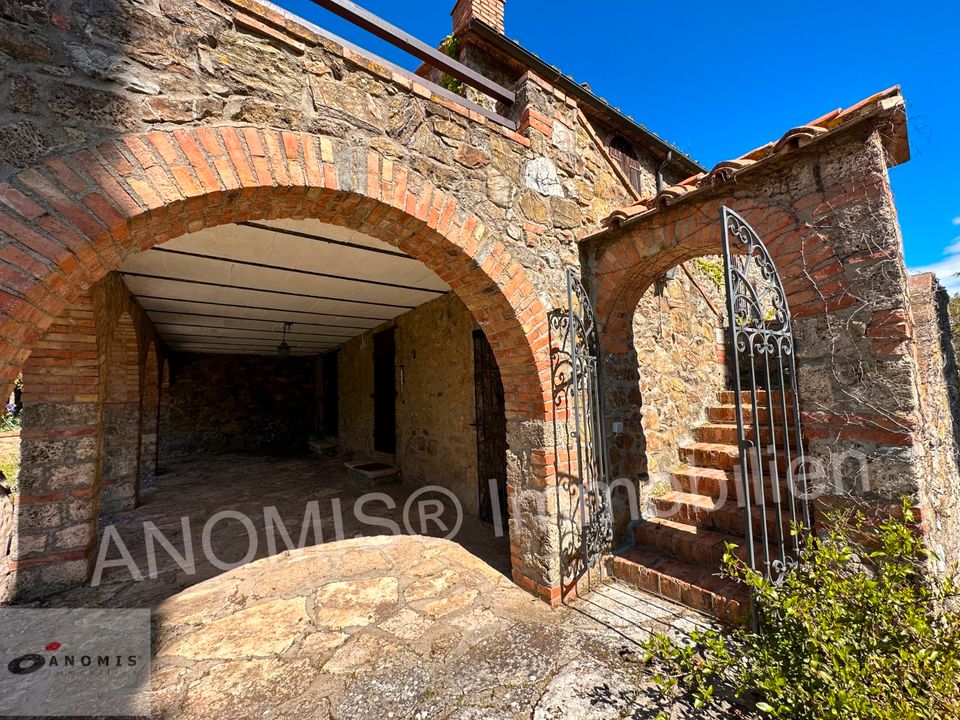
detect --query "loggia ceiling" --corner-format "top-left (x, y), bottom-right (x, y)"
top-left (118, 219), bottom-right (450, 356)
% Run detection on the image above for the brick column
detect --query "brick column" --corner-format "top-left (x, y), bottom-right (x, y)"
top-left (452, 0), bottom-right (505, 34)
top-left (99, 313), bottom-right (141, 515)
top-left (1, 297), bottom-right (100, 601)
top-left (139, 344), bottom-right (160, 491)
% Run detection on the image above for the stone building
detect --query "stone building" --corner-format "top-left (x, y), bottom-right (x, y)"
top-left (0, 0), bottom-right (957, 622)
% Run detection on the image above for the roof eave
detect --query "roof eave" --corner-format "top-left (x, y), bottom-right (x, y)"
top-left (465, 19), bottom-right (706, 176)
top-left (582, 88), bottom-right (909, 245)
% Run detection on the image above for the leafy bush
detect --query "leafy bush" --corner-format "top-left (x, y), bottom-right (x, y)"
top-left (0, 404), bottom-right (19, 432)
top-left (693, 257), bottom-right (725, 290)
top-left (641, 503), bottom-right (960, 719)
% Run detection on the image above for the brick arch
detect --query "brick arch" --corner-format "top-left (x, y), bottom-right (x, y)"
top-left (593, 197), bottom-right (854, 352)
top-left (0, 126), bottom-right (567, 604)
top-left (0, 125), bottom-right (551, 422)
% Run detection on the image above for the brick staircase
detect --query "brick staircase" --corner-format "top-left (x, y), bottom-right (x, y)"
top-left (606, 390), bottom-right (799, 625)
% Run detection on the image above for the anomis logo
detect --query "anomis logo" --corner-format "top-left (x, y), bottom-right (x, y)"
top-left (6, 641), bottom-right (140, 675)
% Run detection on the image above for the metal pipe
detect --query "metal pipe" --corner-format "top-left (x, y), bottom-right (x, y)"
top-left (656, 150), bottom-right (673, 193)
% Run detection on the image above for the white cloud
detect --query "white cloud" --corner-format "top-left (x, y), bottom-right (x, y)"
top-left (953, 217), bottom-right (960, 226)
top-left (910, 237), bottom-right (960, 295)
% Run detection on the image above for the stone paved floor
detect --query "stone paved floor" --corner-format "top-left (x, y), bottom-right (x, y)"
top-left (38, 454), bottom-right (511, 610)
top-left (30, 455), bottom-right (740, 718)
top-left (150, 535), bottom-right (735, 719)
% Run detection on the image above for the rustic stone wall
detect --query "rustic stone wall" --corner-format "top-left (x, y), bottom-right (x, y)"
top-left (601, 260), bottom-right (726, 542)
top-left (0, 0), bottom-right (645, 603)
top-left (591, 118), bottom-right (935, 542)
top-left (633, 264), bottom-right (726, 476)
top-left (160, 353), bottom-right (318, 459)
top-left (139, 342), bottom-right (160, 489)
top-left (1, 273), bottom-right (165, 601)
top-left (338, 335), bottom-right (374, 463)
top-left (0, 0), bottom-right (944, 605)
top-left (337, 293), bottom-right (483, 517)
top-left (396, 294), bottom-right (481, 516)
top-left (909, 273), bottom-right (960, 571)
top-left (158, 359), bottom-right (171, 467)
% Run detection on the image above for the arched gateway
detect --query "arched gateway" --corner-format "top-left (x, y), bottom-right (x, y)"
top-left (0, 127), bottom-right (562, 603)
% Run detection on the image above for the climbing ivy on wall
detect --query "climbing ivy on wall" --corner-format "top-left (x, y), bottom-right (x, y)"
top-left (949, 294), bottom-right (960, 358)
top-left (438, 35), bottom-right (465, 96)
top-left (693, 257), bottom-right (724, 290)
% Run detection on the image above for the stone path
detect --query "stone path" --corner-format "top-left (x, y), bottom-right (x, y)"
top-left (149, 535), bottom-right (737, 719)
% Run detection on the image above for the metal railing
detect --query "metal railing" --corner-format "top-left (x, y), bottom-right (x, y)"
top-left (260, 0), bottom-right (518, 128)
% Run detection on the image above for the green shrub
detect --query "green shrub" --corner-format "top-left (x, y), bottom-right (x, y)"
top-left (641, 503), bottom-right (960, 719)
top-left (438, 35), bottom-right (465, 96)
top-left (0, 411), bottom-right (19, 432)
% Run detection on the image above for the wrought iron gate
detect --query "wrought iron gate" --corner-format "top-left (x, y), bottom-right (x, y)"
top-left (721, 206), bottom-right (812, 583)
top-left (550, 269), bottom-right (614, 578)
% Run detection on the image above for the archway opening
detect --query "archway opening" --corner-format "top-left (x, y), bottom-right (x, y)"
top-left (0, 131), bottom-right (557, 607)
top-left (78, 218), bottom-right (514, 605)
top-left (607, 257), bottom-right (730, 543)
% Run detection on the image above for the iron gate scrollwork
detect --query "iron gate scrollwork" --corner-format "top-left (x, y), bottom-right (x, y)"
top-left (722, 206), bottom-right (812, 585)
top-left (550, 268), bottom-right (614, 580)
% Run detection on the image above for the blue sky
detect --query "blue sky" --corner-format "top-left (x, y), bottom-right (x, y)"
top-left (276, 0), bottom-right (959, 290)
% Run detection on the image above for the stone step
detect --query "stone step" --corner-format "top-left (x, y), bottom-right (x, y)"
top-left (696, 422), bottom-right (801, 448)
top-left (718, 390), bottom-right (795, 406)
top-left (679, 441), bottom-right (740, 470)
top-left (606, 546), bottom-right (750, 625)
top-left (680, 442), bottom-right (791, 472)
top-left (671, 466), bottom-right (808, 508)
top-left (653, 491), bottom-right (801, 539)
top-left (707, 404), bottom-right (795, 424)
top-left (670, 466), bottom-right (733, 498)
top-left (633, 516), bottom-right (760, 568)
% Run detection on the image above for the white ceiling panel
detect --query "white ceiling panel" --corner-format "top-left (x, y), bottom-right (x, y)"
top-left (119, 220), bottom-right (450, 356)
top-left (136, 298), bottom-right (387, 329)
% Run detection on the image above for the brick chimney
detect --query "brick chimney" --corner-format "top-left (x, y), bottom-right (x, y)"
top-left (452, 0), bottom-right (506, 35)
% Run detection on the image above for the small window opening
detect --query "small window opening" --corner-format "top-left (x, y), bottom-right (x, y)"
top-left (610, 136), bottom-right (638, 160)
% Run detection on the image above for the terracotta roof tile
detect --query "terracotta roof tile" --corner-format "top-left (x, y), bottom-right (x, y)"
top-left (773, 125), bottom-right (829, 155)
top-left (600, 86), bottom-right (906, 229)
top-left (698, 159), bottom-right (755, 188)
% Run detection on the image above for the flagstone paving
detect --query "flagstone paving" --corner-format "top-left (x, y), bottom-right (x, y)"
top-left (149, 535), bottom-right (736, 719)
top-left (26, 455), bottom-right (739, 718)
top-left (35, 454), bottom-right (511, 610)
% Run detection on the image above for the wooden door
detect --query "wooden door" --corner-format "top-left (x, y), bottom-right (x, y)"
top-left (373, 328), bottom-right (396, 454)
top-left (473, 330), bottom-right (508, 524)
top-left (321, 351), bottom-right (339, 438)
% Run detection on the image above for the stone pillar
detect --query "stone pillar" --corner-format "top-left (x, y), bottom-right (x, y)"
top-left (98, 312), bottom-right (141, 515)
top-left (505, 418), bottom-right (564, 605)
top-left (139, 344), bottom-right (160, 492)
top-left (907, 274), bottom-right (960, 571)
top-left (1, 297), bottom-right (100, 602)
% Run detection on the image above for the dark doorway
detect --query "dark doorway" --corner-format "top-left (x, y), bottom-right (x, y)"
top-left (373, 328), bottom-right (397, 454)
top-left (473, 330), bottom-right (508, 525)
top-left (321, 351), bottom-right (339, 438)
